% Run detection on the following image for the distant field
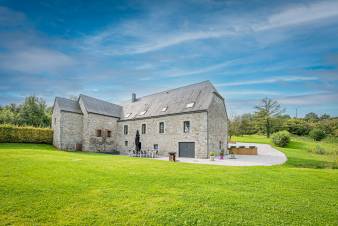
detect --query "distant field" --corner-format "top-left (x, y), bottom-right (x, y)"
top-left (0, 142), bottom-right (337, 225)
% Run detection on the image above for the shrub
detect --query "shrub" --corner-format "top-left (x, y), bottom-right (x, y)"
top-left (308, 145), bottom-right (327, 155)
top-left (286, 118), bottom-right (311, 136)
top-left (271, 130), bottom-right (290, 147)
top-left (0, 124), bottom-right (53, 144)
top-left (309, 129), bottom-right (326, 141)
top-left (209, 151), bottom-right (215, 156)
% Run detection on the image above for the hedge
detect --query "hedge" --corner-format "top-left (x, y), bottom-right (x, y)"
top-left (0, 124), bottom-right (53, 144)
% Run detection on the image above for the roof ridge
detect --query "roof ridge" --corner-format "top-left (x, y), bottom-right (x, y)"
top-left (134, 80), bottom-right (212, 100)
top-left (79, 94), bottom-right (122, 107)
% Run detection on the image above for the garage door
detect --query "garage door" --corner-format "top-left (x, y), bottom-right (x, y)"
top-left (179, 142), bottom-right (195, 158)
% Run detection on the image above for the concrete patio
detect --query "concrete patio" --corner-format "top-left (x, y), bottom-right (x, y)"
top-left (156, 142), bottom-right (287, 166)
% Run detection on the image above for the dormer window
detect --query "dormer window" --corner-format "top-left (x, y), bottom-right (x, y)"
top-left (161, 106), bottom-right (168, 112)
top-left (186, 102), bottom-right (195, 108)
top-left (139, 111), bottom-right (147, 116)
top-left (125, 113), bottom-right (131, 118)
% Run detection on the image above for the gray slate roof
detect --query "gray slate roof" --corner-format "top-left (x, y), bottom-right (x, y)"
top-left (79, 94), bottom-right (122, 118)
top-left (54, 97), bottom-right (82, 114)
top-left (54, 81), bottom-right (222, 120)
top-left (120, 80), bottom-right (219, 120)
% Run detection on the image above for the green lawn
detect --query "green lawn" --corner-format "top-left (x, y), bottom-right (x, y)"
top-left (0, 142), bottom-right (337, 225)
top-left (233, 135), bottom-right (338, 169)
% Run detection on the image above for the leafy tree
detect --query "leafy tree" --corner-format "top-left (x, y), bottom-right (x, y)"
top-left (286, 118), bottom-right (312, 136)
top-left (0, 108), bottom-right (17, 124)
top-left (255, 98), bottom-right (283, 138)
top-left (18, 96), bottom-right (50, 127)
top-left (320, 114), bottom-right (330, 120)
top-left (305, 112), bottom-right (319, 122)
top-left (239, 113), bottom-right (258, 135)
top-left (229, 116), bottom-right (242, 139)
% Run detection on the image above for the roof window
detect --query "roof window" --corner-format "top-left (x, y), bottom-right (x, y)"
top-left (139, 111), bottom-right (147, 116)
top-left (186, 102), bottom-right (195, 108)
top-left (125, 113), bottom-right (131, 118)
top-left (161, 106), bottom-right (168, 112)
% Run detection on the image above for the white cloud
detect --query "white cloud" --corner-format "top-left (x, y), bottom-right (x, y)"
top-left (0, 47), bottom-right (75, 73)
top-left (278, 92), bottom-right (338, 106)
top-left (165, 58), bottom-right (239, 77)
top-left (255, 1), bottom-right (338, 31)
top-left (80, 1), bottom-right (338, 56)
top-left (216, 76), bottom-right (318, 87)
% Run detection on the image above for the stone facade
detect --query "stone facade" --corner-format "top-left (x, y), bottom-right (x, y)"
top-left (117, 111), bottom-right (208, 158)
top-left (52, 103), bottom-right (83, 150)
top-left (207, 94), bottom-right (228, 155)
top-left (52, 81), bottom-right (228, 158)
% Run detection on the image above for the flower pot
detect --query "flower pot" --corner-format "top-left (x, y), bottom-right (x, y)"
top-left (210, 156), bottom-right (215, 161)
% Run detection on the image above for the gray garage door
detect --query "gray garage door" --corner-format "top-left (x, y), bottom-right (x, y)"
top-left (179, 142), bottom-right (195, 158)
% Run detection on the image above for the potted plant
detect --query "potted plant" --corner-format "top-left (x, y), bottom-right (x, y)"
top-left (209, 151), bottom-right (215, 161)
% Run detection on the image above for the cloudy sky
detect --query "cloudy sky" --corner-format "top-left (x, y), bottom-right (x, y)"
top-left (0, 0), bottom-right (338, 117)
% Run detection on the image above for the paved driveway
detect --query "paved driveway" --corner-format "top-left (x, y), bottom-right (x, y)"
top-left (156, 142), bottom-right (287, 166)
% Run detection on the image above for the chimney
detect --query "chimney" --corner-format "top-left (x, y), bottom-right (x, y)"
top-left (132, 93), bottom-right (136, 102)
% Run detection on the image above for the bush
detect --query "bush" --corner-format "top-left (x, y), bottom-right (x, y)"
top-left (286, 118), bottom-right (312, 136)
top-left (308, 145), bottom-right (327, 155)
top-left (309, 129), bottom-right (326, 141)
top-left (0, 124), bottom-right (53, 144)
top-left (271, 131), bottom-right (290, 147)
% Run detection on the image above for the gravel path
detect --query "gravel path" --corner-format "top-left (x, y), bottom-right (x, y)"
top-left (156, 142), bottom-right (287, 166)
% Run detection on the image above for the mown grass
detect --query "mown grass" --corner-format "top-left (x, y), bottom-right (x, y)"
top-left (233, 135), bottom-right (338, 169)
top-left (0, 143), bottom-right (337, 225)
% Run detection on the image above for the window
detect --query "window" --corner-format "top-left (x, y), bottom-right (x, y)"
top-left (159, 122), bottom-right (164, 133)
top-left (219, 141), bottom-right (222, 150)
top-left (161, 106), bottom-right (167, 112)
top-left (139, 110), bottom-right (147, 116)
top-left (96, 129), bottom-right (102, 137)
top-left (154, 144), bottom-right (158, 150)
top-left (107, 130), bottom-right (112, 138)
top-left (186, 102), bottom-right (195, 108)
top-left (183, 121), bottom-right (190, 133)
top-left (142, 124), bottom-right (146, 134)
top-left (124, 125), bottom-right (128, 135)
top-left (125, 113), bottom-right (131, 118)
top-left (125, 141), bottom-right (128, 146)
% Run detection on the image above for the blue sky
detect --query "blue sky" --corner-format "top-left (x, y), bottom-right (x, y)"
top-left (0, 0), bottom-right (338, 117)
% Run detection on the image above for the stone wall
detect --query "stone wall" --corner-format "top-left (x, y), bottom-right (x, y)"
top-left (52, 103), bottom-right (61, 148)
top-left (52, 103), bottom-right (83, 151)
top-left (81, 113), bottom-right (118, 152)
top-left (79, 97), bottom-right (119, 152)
top-left (207, 94), bottom-right (228, 156)
top-left (117, 112), bottom-right (208, 158)
top-left (60, 111), bottom-right (83, 150)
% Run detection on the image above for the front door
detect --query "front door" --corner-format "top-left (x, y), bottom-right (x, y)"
top-left (178, 142), bottom-right (195, 158)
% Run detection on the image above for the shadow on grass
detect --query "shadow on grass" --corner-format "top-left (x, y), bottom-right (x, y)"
top-left (0, 143), bottom-right (56, 150)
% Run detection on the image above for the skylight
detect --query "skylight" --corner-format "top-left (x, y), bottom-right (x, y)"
top-left (124, 113), bottom-right (131, 118)
top-left (139, 111), bottom-right (147, 116)
top-left (186, 102), bottom-right (195, 108)
top-left (161, 106), bottom-right (168, 112)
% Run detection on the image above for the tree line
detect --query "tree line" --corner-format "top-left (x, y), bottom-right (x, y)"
top-left (0, 96), bottom-right (52, 128)
top-left (229, 97), bottom-right (337, 140)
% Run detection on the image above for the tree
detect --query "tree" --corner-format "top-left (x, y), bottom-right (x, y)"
top-left (305, 112), bottom-right (319, 121)
top-left (18, 96), bottom-right (50, 127)
top-left (320, 113), bottom-right (330, 120)
top-left (255, 98), bottom-right (283, 138)
top-left (229, 116), bottom-right (241, 139)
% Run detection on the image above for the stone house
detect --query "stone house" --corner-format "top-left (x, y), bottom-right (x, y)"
top-left (52, 81), bottom-right (228, 158)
